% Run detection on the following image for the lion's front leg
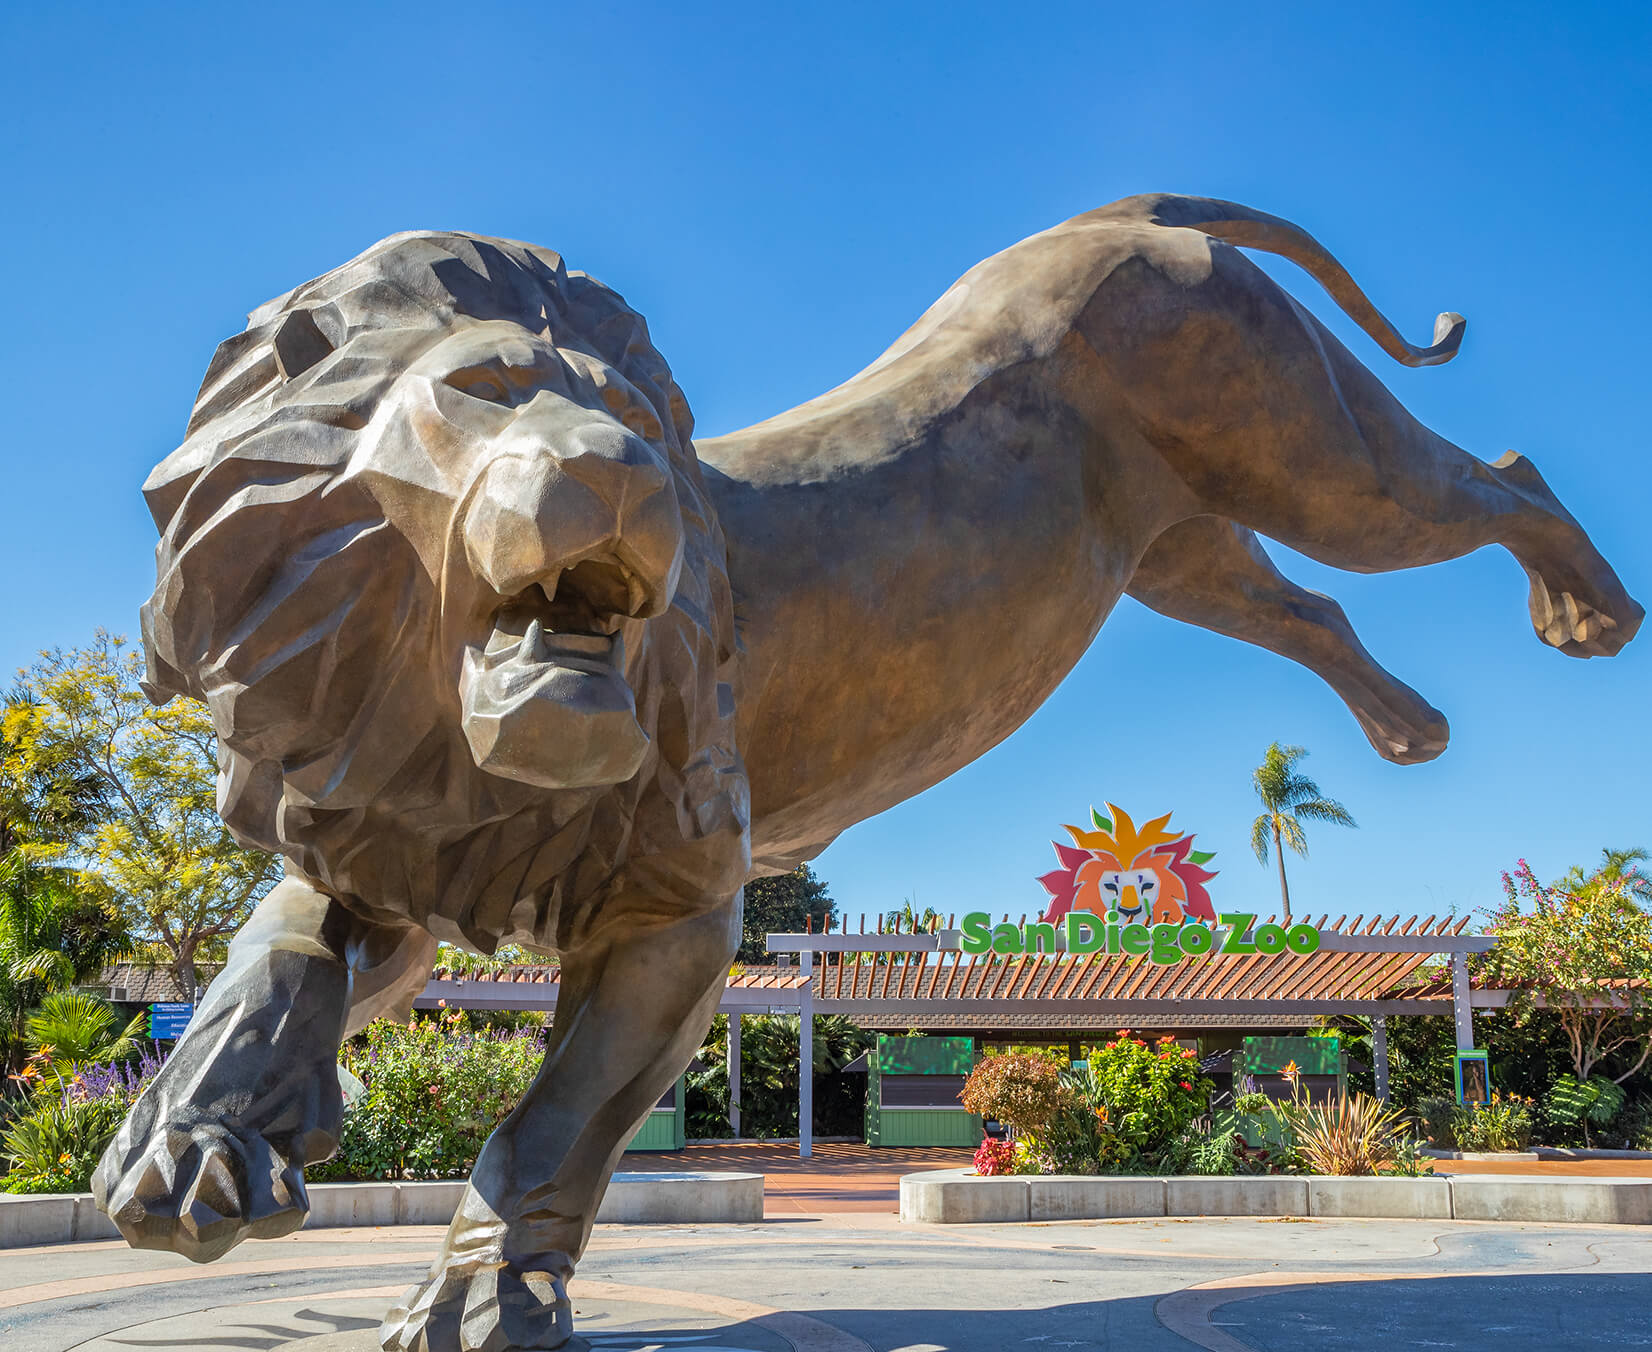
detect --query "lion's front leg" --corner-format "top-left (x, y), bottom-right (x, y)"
top-left (94, 875), bottom-right (435, 1262)
top-left (379, 895), bottom-right (740, 1352)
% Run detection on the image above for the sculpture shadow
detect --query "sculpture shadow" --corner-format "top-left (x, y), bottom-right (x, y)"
top-left (799, 1271), bottom-right (1652, 1352)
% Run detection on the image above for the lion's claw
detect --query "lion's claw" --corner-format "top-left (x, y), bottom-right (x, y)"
top-left (94, 1122), bottom-right (309, 1263)
top-left (380, 1254), bottom-right (575, 1352)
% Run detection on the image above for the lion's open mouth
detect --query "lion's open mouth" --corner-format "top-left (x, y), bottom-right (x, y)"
top-left (457, 557), bottom-right (652, 790)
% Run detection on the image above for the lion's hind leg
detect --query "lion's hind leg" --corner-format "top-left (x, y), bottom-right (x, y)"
top-left (1128, 516), bottom-right (1450, 764)
top-left (1086, 234), bottom-right (1642, 661)
top-left (93, 877), bottom-right (433, 1262)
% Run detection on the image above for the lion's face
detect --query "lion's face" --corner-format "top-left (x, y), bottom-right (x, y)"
top-left (141, 233), bottom-right (749, 951)
top-left (371, 321), bottom-right (689, 791)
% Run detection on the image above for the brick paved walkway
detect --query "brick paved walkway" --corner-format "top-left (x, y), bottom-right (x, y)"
top-left (621, 1141), bottom-right (970, 1213)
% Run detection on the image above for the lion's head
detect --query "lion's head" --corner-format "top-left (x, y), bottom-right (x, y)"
top-left (1037, 803), bottom-right (1217, 926)
top-left (142, 232), bottom-right (749, 953)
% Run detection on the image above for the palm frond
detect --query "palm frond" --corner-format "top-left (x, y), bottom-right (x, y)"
top-left (1278, 815), bottom-right (1310, 857)
top-left (1293, 797), bottom-right (1357, 829)
top-left (1250, 814), bottom-right (1273, 865)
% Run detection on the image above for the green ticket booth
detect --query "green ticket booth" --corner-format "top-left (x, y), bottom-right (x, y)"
top-left (1240, 1035), bottom-right (1346, 1101)
top-left (864, 1035), bottom-right (981, 1148)
top-left (625, 1073), bottom-right (687, 1152)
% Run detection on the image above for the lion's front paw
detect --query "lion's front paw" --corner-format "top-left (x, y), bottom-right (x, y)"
top-left (380, 1256), bottom-right (574, 1352)
top-left (93, 1121), bottom-right (309, 1263)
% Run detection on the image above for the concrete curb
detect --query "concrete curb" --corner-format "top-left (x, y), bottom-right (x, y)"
top-left (0, 1171), bottom-right (765, 1249)
top-left (898, 1168), bottom-right (1652, 1226)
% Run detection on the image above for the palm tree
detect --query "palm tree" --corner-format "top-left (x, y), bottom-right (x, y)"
top-left (1249, 743), bottom-right (1356, 922)
top-left (26, 991), bottom-right (147, 1075)
top-left (1558, 847), bottom-right (1651, 904)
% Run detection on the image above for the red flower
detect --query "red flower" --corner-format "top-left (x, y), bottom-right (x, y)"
top-left (1178, 1081), bottom-right (1193, 1091)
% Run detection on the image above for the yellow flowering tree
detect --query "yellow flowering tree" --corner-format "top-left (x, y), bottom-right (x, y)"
top-left (13, 634), bottom-right (279, 1003)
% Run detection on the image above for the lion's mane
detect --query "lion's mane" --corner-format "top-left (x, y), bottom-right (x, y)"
top-left (141, 233), bottom-right (749, 954)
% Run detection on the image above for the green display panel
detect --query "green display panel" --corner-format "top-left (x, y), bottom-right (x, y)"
top-left (623, 1074), bottom-right (686, 1152)
top-left (873, 1035), bottom-right (977, 1076)
top-left (1240, 1035), bottom-right (1342, 1078)
top-left (865, 1035), bottom-right (981, 1148)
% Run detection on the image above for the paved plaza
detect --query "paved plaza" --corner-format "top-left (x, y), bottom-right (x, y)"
top-left (4, 1197), bottom-right (1650, 1351)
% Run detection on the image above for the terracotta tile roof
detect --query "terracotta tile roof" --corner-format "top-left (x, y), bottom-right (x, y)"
top-left (813, 913), bottom-right (1470, 1004)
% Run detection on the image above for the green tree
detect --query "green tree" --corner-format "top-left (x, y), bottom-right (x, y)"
top-left (1249, 742), bottom-right (1356, 922)
top-left (884, 897), bottom-right (941, 934)
top-left (14, 634), bottom-right (280, 1003)
top-left (1482, 858), bottom-right (1652, 1087)
top-left (0, 699), bottom-right (128, 1072)
top-left (0, 860), bottom-right (130, 1073)
top-left (738, 864), bottom-right (836, 963)
top-left (1556, 847), bottom-right (1652, 904)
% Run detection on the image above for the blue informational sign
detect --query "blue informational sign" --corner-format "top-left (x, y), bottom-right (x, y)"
top-left (149, 1002), bottom-right (195, 1039)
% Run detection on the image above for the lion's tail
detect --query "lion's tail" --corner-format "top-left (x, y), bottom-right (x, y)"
top-left (1134, 194), bottom-right (1465, 368)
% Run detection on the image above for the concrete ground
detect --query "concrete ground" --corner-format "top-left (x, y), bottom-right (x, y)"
top-left (4, 1209), bottom-right (1651, 1351)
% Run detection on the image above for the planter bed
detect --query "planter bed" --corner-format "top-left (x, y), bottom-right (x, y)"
top-left (0, 1170), bottom-right (764, 1249)
top-left (899, 1168), bottom-right (1652, 1226)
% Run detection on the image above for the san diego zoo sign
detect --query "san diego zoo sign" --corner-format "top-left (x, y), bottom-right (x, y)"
top-left (956, 802), bottom-right (1322, 963)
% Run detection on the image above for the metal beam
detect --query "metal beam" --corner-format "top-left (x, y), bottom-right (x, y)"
top-left (1372, 1015), bottom-right (1390, 1101)
top-left (413, 981), bottom-right (802, 1015)
top-left (1451, 952), bottom-right (1475, 1051)
top-left (766, 929), bottom-right (1497, 955)
top-left (769, 933), bottom-right (954, 953)
top-left (727, 1012), bottom-right (741, 1138)
top-left (812, 997), bottom-right (1460, 1017)
top-left (799, 949), bottom-right (814, 1160)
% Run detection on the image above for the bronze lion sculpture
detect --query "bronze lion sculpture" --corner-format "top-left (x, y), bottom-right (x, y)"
top-left (96, 196), bottom-right (1641, 1350)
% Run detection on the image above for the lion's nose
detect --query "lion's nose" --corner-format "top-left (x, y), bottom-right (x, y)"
top-left (464, 407), bottom-right (684, 614)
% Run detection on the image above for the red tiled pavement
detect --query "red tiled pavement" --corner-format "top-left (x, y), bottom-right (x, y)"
top-left (620, 1142), bottom-right (971, 1213)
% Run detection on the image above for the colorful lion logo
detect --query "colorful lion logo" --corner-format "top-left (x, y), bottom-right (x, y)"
top-left (1038, 803), bottom-right (1217, 926)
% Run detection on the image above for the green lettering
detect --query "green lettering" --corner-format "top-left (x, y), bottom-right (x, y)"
top-left (1179, 923), bottom-right (1214, 956)
top-left (1254, 923), bottom-right (1287, 955)
top-left (1065, 913), bottom-right (1103, 954)
top-left (959, 912), bottom-right (993, 955)
top-left (1285, 923), bottom-right (1321, 955)
top-left (991, 922), bottom-right (1023, 955)
top-left (1219, 912), bottom-right (1256, 955)
top-left (1149, 923), bottom-right (1182, 964)
top-left (1120, 923), bottom-right (1150, 956)
top-left (1024, 921), bottom-right (1058, 954)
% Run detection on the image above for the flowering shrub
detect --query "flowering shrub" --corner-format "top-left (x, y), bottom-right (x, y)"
top-left (1451, 1091), bottom-right (1534, 1152)
top-left (958, 1052), bottom-right (1068, 1136)
top-left (1, 1044), bottom-right (164, 1193)
top-left (1086, 1034), bottom-right (1211, 1154)
top-left (310, 1012), bottom-right (545, 1182)
top-left (2, 1096), bottom-right (129, 1193)
top-left (972, 1136), bottom-right (1016, 1176)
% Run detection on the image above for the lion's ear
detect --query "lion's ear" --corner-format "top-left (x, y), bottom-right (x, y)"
top-left (272, 308), bottom-right (335, 380)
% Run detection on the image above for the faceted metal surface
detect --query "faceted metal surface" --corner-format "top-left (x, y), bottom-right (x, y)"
top-left (98, 196), bottom-right (1640, 1350)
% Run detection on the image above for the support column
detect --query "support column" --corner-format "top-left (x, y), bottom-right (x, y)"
top-left (799, 949), bottom-right (814, 1159)
top-left (1371, 1015), bottom-right (1390, 1102)
top-left (727, 1013), bottom-right (741, 1138)
top-left (1450, 951), bottom-right (1474, 1051)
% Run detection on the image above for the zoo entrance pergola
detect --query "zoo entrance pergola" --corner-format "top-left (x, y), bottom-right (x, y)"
top-left (417, 912), bottom-right (1501, 1157)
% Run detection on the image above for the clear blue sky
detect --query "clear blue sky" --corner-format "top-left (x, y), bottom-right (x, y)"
top-left (3, 1), bottom-right (1647, 932)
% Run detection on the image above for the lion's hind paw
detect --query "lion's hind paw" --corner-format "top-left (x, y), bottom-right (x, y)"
top-left (93, 1121), bottom-right (309, 1263)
